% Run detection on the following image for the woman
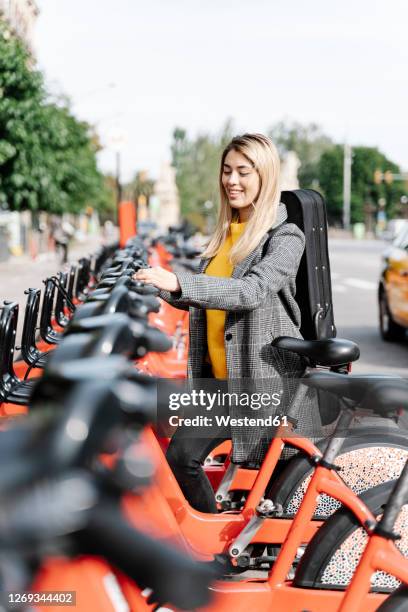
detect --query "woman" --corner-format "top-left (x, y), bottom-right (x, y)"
top-left (134, 133), bottom-right (305, 512)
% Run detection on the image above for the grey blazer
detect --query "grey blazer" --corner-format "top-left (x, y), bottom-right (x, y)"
top-left (159, 203), bottom-right (305, 380)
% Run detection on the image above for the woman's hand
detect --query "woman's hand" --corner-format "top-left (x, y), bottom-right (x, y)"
top-left (134, 266), bottom-right (181, 292)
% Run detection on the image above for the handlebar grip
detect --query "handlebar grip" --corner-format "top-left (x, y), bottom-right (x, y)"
top-left (130, 321), bottom-right (171, 357)
top-left (77, 503), bottom-right (214, 610)
top-left (130, 281), bottom-right (160, 296)
top-left (142, 326), bottom-right (172, 354)
top-left (129, 293), bottom-right (161, 313)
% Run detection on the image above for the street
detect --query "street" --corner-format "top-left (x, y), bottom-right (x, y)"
top-left (329, 238), bottom-right (408, 376)
top-left (0, 236), bottom-right (406, 377)
top-left (0, 235), bottom-right (105, 344)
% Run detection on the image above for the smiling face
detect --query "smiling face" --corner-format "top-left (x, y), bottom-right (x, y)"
top-left (221, 149), bottom-right (261, 221)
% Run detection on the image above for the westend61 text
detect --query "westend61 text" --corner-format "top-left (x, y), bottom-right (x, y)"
top-left (168, 390), bottom-right (282, 411)
top-left (168, 415), bottom-right (289, 427)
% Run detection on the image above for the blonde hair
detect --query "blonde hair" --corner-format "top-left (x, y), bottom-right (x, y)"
top-left (202, 133), bottom-right (281, 265)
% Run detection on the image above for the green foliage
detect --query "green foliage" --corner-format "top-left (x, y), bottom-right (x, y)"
top-left (317, 145), bottom-right (344, 222)
top-left (268, 120), bottom-right (334, 188)
top-left (0, 21), bottom-right (109, 214)
top-left (171, 116), bottom-right (405, 229)
top-left (98, 174), bottom-right (117, 219)
top-left (171, 120), bottom-right (234, 229)
top-left (318, 145), bottom-right (404, 224)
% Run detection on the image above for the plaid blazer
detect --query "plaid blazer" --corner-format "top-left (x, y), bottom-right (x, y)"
top-left (160, 203), bottom-right (311, 462)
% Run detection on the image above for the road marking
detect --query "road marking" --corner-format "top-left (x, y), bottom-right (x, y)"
top-left (344, 278), bottom-right (377, 290)
top-left (332, 285), bottom-right (347, 293)
top-left (331, 273), bottom-right (340, 280)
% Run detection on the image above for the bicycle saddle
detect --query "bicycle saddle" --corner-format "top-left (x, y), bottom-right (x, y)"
top-left (37, 355), bottom-right (171, 428)
top-left (361, 378), bottom-right (408, 416)
top-left (100, 268), bottom-right (135, 280)
top-left (46, 334), bottom-right (92, 365)
top-left (71, 286), bottom-right (159, 323)
top-left (88, 285), bottom-right (160, 315)
top-left (66, 313), bottom-right (172, 356)
top-left (96, 276), bottom-right (159, 296)
top-left (45, 355), bottom-right (131, 385)
top-left (48, 326), bottom-right (134, 365)
top-left (69, 300), bottom-right (102, 322)
top-left (272, 336), bottom-right (360, 367)
top-left (302, 370), bottom-right (407, 417)
top-left (128, 279), bottom-right (159, 295)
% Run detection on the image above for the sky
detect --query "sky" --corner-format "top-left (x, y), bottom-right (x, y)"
top-left (34, 0), bottom-right (408, 182)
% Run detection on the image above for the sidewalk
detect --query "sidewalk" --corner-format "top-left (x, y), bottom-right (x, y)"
top-left (328, 228), bottom-right (378, 240)
top-left (0, 235), bottom-right (109, 345)
top-left (0, 235), bottom-right (106, 304)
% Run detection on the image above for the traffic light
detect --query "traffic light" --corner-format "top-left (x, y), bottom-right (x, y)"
top-left (374, 169), bottom-right (394, 184)
top-left (384, 171), bottom-right (394, 185)
top-left (374, 169), bottom-right (383, 184)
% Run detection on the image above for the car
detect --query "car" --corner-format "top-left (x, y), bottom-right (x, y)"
top-left (378, 224), bottom-right (408, 341)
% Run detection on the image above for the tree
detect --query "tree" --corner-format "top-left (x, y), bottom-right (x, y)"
top-left (268, 120), bottom-right (334, 188)
top-left (0, 21), bottom-right (109, 215)
top-left (0, 21), bottom-right (45, 210)
top-left (98, 174), bottom-right (117, 219)
top-left (318, 145), bottom-right (404, 224)
top-left (171, 120), bottom-right (234, 229)
top-left (34, 101), bottom-right (109, 214)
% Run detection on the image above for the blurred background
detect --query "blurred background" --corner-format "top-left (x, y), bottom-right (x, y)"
top-left (0, 0), bottom-right (407, 372)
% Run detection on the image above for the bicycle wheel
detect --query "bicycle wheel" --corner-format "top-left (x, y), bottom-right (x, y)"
top-left (267, 426), bottom-right (408, 520)
top-left (294, 481), bottom-right (408, 593)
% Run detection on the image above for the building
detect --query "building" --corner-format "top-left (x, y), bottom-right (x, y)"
top-left (280, 151), bottom-right (301, 191)
top-left (151, 162), bottom-right (180, 229)
top-left (0, 0), bottom-right (39, 54)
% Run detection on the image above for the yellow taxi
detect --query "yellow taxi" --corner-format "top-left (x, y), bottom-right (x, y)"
top-left (379, 223), bottom-right (408, 341)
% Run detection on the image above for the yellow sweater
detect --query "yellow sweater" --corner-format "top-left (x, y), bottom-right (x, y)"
top-left (205, 222), bottom-right (246, 378)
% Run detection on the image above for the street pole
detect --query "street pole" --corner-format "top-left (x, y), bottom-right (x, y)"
top-left (343, 143), bottom-right (352, 231)
top-left (108, 126), bottom-right (126, 225)
top-left (116, 150), bottom-right (122, 220)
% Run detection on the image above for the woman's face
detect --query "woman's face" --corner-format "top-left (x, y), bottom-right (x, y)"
top-left (222, 149), bottom-right (260, 219)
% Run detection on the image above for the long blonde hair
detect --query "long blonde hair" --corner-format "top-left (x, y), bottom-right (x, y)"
top-left (202, 133), bottom-right (281, 265)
